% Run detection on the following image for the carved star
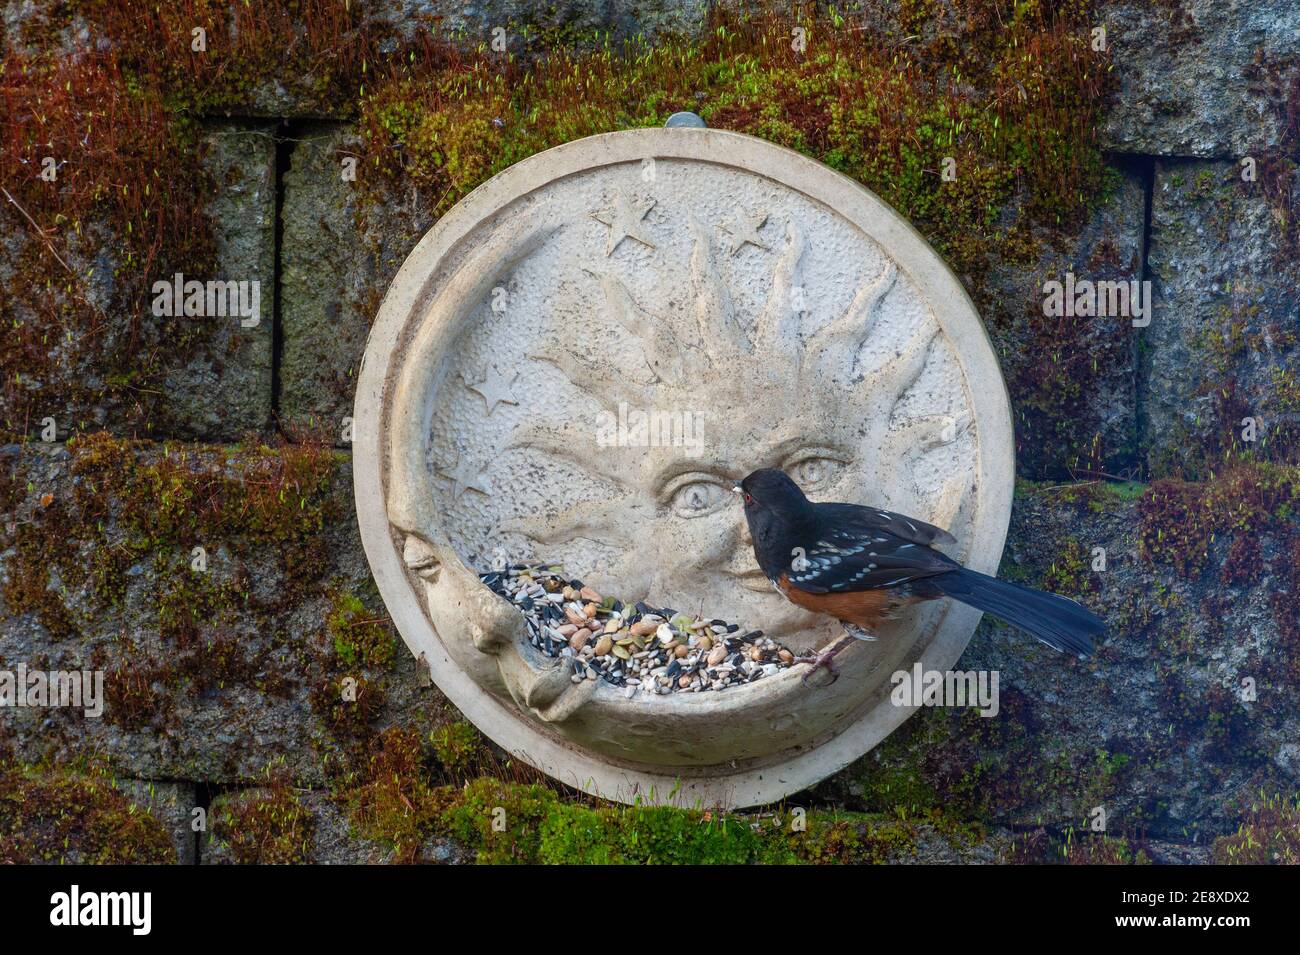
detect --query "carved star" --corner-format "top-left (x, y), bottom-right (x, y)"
top-left (719, 211), bottom-right (770, 254)
top-left (439, 456), bottom-right (489, 499)
top-left (467, 366), bottom-right (518, 415)
top-left (591, 194), bottom-right (656, 256)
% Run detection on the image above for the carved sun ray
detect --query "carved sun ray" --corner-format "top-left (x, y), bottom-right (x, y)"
top-left (503, 211), bottom-right (973, 621)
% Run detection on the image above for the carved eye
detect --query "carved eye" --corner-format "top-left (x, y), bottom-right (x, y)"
top-left (670, 479), bottom-right (731, 518)
top-left (787, 455), bottom-right (843, 492)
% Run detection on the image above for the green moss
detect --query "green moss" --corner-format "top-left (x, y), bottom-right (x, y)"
top-left (350, 3), bottom-right (1111, 280)
top-left (0, 435), bottom-right (403, 753)
top-left (1, 435), bottom-right (339, 658)
top-left (211, 778), bottom-right (315, 865)
top-left (1213, 792), bottom-right (1300, 864)
top-left (444, 781), bottom-right (961, 864)
top-left (0, 761), bottom-right (175, 864)
top-left (443, 778), bottom-right (566, 864)
top-left (1027, 829), bottom-right (1151, 865)
top-left (1041, 536), bottom-right (1098, 597)
top-left (341, 728), bottom-right (454, 862)
top-left (430, 721), bottom-right (487, 778)
top-left (1090, 480), bottom-right (1147, 507)
top-left (327, 591), bottom-right (394, 670)
top-left (337, 731), bottom-right (985, 864)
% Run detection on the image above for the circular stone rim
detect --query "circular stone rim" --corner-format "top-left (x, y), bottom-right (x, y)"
top-left (353, 127), bottom-right (1014, 808)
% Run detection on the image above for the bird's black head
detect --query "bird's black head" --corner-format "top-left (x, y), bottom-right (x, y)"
top-left (738, 468), bottom-right (811, 512)
top-left (736, 468), bottom-right (818, 577)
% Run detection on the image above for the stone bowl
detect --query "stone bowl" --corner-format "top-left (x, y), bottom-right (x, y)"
top-left (354, 127), bottom-right (1013, 807)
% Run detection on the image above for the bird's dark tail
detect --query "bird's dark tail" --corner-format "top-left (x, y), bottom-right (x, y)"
top-left (929, 567), bottom-right (1102, 656)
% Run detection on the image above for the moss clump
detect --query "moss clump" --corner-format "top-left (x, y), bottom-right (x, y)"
top-left (342, 728), bottom-right (456, 863)
top-left (10, 0), bottom-right (396, 118)
top-left (0, 435), bottom-right (405, 756)
top-left (445, 778), bottom-right (941, 864)
top-left (429, 721), bottom-right (487, 779)
top-left (1137, 462), bottom-right (1300, 579)
top-left (326, 591), bottom-right (395, 670)
top-left (0, 761), bottom-right (175, 863)
top-left (1012, 827), bottom-right (1150, 865)
top-left (337, 731), bottom-right (985, 864)
top-left (1061, 830), bottom-right (1151, 865)
top-left (0, 46), bottom-right (219, 441)
top-left (1041, 536), bottom-right (1099, 597)
top-left (355, 4), bottom-right (1111, 277)
top-left (1213, 793), bottom-right (1300, 864)
top-left (442, 778), bottom-right (565, 864)
top-left (211, 778), bottom-right (315, 865)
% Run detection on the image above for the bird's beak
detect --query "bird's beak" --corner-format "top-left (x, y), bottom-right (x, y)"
top-left (732, 485), bottom-right (742, 494)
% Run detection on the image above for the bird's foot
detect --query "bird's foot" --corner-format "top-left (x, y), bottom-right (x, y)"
top-left (797, 633), bottom-right (857, 688)
top-left (842, 622), bottom-right (877, 642)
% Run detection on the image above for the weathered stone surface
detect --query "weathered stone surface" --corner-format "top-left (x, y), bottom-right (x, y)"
top-left (201, 787), bottom-right (467, 864)
top-left (6, 438), bottom-right (1295, 849)
top-left (977, 163), bottom-right (1145, 477)
top-left (1145, 159), bottom-right (1300, 476)
top-left (0, 439), bottom-right (452, 786)
top-left (0, 123), bottom-right (275, 443)
top-left (162, 124), bottom-right (276, 439)
top-left (818, 473), bottom-right (1300, 842)
top-left (1100, 0), bottom-right (1300, 158)
top-left (279, 125), bottom-right (374, 436)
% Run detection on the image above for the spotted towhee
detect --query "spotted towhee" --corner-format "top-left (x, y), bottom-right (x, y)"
top-left (737, 468), bottom-right (1102, 684)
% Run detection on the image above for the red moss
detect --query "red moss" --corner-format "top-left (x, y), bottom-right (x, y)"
top-left (0, 48), bottom-right (217, 440)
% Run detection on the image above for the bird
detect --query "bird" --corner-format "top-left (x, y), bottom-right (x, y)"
top-left (736, 468), bottom-right (1103, 685)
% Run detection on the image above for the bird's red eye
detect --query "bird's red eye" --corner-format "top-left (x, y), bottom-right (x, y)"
top-left (743, 493), bottom-right (754, 505)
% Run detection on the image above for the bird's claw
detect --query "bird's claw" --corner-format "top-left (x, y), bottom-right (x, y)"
top-left (798, 649), bottom-right (841, 687)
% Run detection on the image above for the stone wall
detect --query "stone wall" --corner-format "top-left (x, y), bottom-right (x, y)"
top-left (1, 1), bottom-right (1297, 864)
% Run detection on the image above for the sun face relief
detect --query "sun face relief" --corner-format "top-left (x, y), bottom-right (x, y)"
top-left (361, 128), bottom-right (1012, 806)
top-left (428, 171), bottom-right (977, 650)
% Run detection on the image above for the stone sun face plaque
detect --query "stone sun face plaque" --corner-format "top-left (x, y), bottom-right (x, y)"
top-left (355, 127), bottom-right (1013, 807)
